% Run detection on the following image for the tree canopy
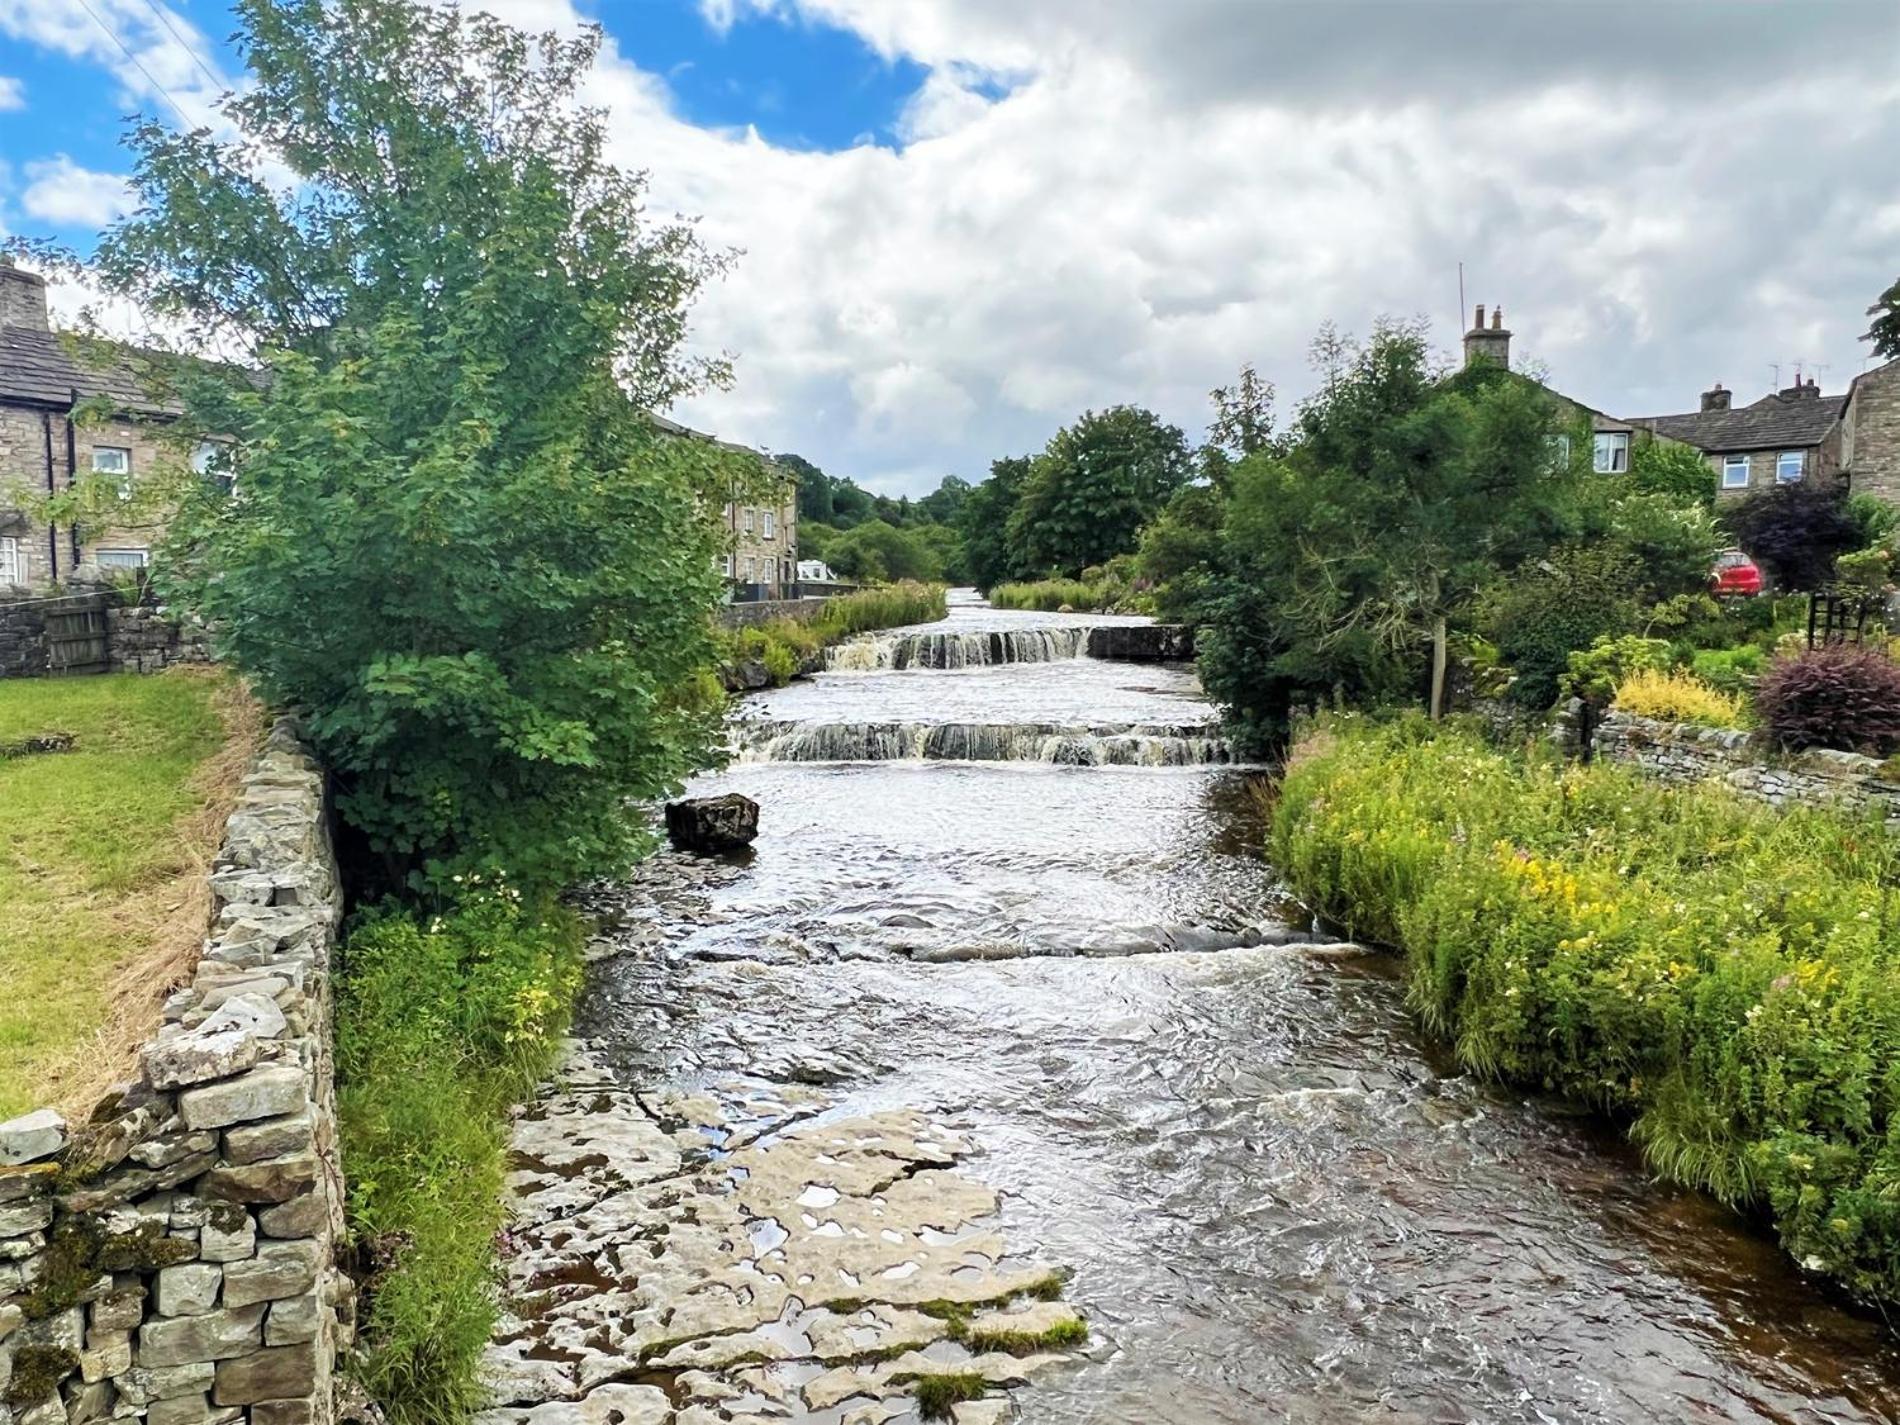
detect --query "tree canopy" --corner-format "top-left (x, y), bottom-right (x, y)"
top-left (1005, 405), bottom-right (1192, 578)
top-left (93, 0), bottom-right (747, 894)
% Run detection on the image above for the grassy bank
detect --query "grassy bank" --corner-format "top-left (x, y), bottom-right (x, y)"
top-left (987, 578), bottom-right (1112, 612)
top-left (337, 887), bottom-right (583, 1423)
top-left (0, 670), bottom-right (258, 1118)
top-left (723, 580), bottom-right (947, 686)
top-left (1273, 717), bottom-right (1900, 1308)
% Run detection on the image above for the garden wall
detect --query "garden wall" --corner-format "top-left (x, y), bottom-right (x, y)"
top-left (717, 596), bottom-right (832, 629)
top-left (0, 591), bottom-right (210, 679)
top-left (1593, 710), bottom-right (1900, 825)
top-left (0, 719), bottom-right (350, 1425)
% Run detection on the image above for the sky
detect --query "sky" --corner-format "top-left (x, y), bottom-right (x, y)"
top-left (1, 0), bottom-right (1898, 498)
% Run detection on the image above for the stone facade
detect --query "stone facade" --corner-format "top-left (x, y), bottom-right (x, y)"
top-left (0, 721), bottom-right (349, 1425)
top-left (722, 479), bottom-right (798, 597)
top-left (1592, 711), bottom-right (1900, 824)
top-left (0, 263), bottom-right (184, 595)
top-left (1843, 358), bottom-right (1900, 508)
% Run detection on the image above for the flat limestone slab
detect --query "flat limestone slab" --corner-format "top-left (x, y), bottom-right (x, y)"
top-left (482, 1043), bottom-right (1085, 1422)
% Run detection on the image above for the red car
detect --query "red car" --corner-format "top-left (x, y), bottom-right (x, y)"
top-left (1711, 549), bottom-right (1763, 597)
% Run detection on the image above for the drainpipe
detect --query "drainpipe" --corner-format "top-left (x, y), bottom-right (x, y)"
top-left (40, 409), bottom-right (58, 583)
top-left (65, 391), bottom-right (79, 572)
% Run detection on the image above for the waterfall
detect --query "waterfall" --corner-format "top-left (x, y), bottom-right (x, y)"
top-left (732, 718), bottom-right (1231, 766)
top-left (826, 627), bottom-right (1094, 672)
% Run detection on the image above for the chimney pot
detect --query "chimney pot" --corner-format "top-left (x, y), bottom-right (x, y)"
top-left (1462, 301), bottom-right (1512, 370)
top-left (0, 259), bottom-right (50, 334)
top-left (1473, 303), bottom-right (1485, 331)
top-left (1701, 382), bottom-right (1731, 412)
top-left (1491, 306), bottom-right (1502, 330)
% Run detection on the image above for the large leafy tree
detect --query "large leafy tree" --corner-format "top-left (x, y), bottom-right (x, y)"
top-left (1006, 405), bottom-right (1191, 576)
top-left (89, 0), bottom-right (750, 894)
top-left (959, 455), bottom-right (1031, 590)
top-left (1200, 321), bottom-right (1579, 747)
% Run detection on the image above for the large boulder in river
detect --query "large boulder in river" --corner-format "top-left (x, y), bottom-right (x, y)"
top-left (665, 793), bottom-right (760, 854)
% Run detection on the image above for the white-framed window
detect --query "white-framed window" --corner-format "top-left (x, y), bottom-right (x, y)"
top-left (742, 508), bottom-right (755, 534)
top-left (95, 548), bottom-right (150, 569)
top-left (1722, 454), bottom-right (1751, 490)
top-left (1591, 431), bottom-right (1630, 474)
top-left (721, 552), bottom-right (734, 577)
top-left (92, 445), bottom-right (131, 475)
top-left (723, 501), bottom-right (735, 521)
top-left (743, 557), bottom-right (755, 582)
top-left (0, 536), bottom-right (23, 586)
top-left (1547, 433), bottom-right (1572, 470)
top-left (1776, 450), bottom-right (1805, 484)
top-left (763, 511), bottom-right (776, 540)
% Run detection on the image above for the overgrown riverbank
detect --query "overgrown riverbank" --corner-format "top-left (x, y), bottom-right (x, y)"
top-left (337, 889), bottom-right (584, 1423)
top-left (1273, 717), bottom-right (1900, 1310)
top-left (721, 580), bottom-right (947, 687)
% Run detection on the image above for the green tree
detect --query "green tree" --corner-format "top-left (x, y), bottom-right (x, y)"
top-left (960, 455), bottom-right (1030, 590)
top-left (917, 474), bottom-right (973, 526)
top-left (1200, 321), bottom-right (1577, 744)
top-left (1867, 275), bottom-right (1900, 361)
top-left (822, 519), bottom-right (943, 583)
top-left (1135, 484), bottom-right (1227, 624)
top-left (1006, 405), bottom-right (1191, 577)
top-left (1627, 437), bottom-right (1718, 508)
top-left (92, 0), bottom-right (743, 895)
top-left (781, 453), bottom-right (835, 524)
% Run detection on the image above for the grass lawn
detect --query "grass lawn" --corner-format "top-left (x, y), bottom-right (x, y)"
top-left (0, 670), bottom-right (258, 1120)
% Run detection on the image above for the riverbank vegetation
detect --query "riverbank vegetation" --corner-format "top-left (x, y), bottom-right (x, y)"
top-left (722, 581), bottom-right (948, 686)
top-left (0, 670), bottom-right (256, 1119)
top-left (1276, 717), bottom-right (1900, 1309)
top-left (336, 888), bottom-right (582, 1423)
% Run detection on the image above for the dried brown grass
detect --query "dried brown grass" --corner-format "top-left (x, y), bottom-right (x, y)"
top-left (47, 673), bottom-right (266, 1117)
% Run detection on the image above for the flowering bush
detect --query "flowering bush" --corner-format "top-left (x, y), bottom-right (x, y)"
top-left (1273, 718), bottom-right (1900, 1307)
top-left (1757, 645), bottom-right (1900, 753)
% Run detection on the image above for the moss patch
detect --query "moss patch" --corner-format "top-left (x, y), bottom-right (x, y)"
top-left (910, 1370), bottom-right (989, 1420)
top-left (4, 1345), bottom-right (79, 1408)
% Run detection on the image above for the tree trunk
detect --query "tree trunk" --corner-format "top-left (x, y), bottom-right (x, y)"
top-left (1429, 615), bottom-right (1448, 721)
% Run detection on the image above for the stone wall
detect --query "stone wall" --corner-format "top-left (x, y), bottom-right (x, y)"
top-left (0, 720), bottom-right (350, 1425)
top-left (1845, 358), bottom-right (1900, 508)
top-left (717, 597), bottom-right (833, 630)
top-left (1592, 710), bottom-right (1900, 824)
top-left (0, 591), bottom-right (210, 679)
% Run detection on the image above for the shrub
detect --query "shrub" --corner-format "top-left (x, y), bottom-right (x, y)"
top-left (1477, 545), bottom-right (1642, 709)
top-left (1757, 646), bottom-right (1900, 753)
top-left (337, 889), bottom-right (583, 1424)
top-left (1560, 635), bottom-right (1673, 705)
top-left (1610, 668), bottom-right (1747, 728)
top-left (1721, 482), bottom-right (1867, 591)
top-left (1690, 644), bottom-right (1767, 691)
top-left (1272, 720), bottom-right (1900, 1307)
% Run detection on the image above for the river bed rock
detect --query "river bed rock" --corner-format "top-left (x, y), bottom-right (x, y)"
top-left (664, 793), bottom-right (761, 854)
top-left (478, 1042), bottom-right (1084, 1423)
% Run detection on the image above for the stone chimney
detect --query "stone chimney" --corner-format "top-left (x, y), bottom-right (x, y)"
top-left (1701, 382), bottom-right (1730, 412)
top-left (1778, 375), bottom-right (1821, 400)
top-left (0, 256), bottom-right (50, 333)
top-left (1463, 302), bottom-right (1511, 370)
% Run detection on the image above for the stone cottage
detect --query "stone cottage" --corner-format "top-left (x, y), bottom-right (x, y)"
top-left (1630, 376), bottom-right (1847, 497)
top-left (652, 414), bottom-right (800, 598)
top-left (0, 260), bottom-right (191, 593)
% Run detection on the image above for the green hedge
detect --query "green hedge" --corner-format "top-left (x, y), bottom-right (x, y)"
top-left (1273, 718), bottom-right (1900, 1307)
top-left (337, 886), bottom-right (583, 1423)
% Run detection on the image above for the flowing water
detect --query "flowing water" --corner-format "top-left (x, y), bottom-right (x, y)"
top-left (579, 592), bottom-right (1900, 1423)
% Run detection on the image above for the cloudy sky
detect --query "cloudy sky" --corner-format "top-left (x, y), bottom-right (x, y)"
top-left (2, 0), bottom-right (1897, 496)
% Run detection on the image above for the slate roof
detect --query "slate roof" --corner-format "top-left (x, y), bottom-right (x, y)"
top-left (1632, 390), bottom-right (1847, 453)
top-left (0, 327), bottom-right (183, 414)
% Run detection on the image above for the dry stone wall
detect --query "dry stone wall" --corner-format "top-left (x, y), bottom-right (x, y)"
top-left (0, 720), bottom-right (349, 1425)
top-left (1593, 711), bottom-right (1900, 825)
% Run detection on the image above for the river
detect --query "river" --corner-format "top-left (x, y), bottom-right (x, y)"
top-left (481, 593), bottom-right (1900, 1425)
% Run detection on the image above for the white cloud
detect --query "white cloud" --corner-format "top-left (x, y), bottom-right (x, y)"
top-left (12, 0), bottom-right (1900, 495)
top-left (21, 156), bottom-right (135, 226)
top-left (0, 76), bottom-right (24, 110)
top-left (0, 0), bottom-right (233, 132)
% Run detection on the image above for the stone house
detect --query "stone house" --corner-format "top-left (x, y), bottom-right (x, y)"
top-left (652, 414), bottom-right (799, 597)
top-left (1838, 358), bottom-right (1900, 506)
top-left (1629, 377), bottom-right (1847, 497)
top-left (0, 259), bottom-right (191, 593)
